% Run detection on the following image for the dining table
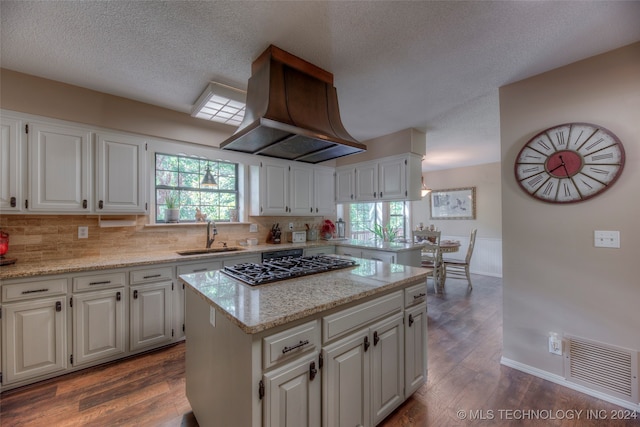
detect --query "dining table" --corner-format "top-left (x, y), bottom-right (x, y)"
top-left (420, 239), bottom-right (461, 292)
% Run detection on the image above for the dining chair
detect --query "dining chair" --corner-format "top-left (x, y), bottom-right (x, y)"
top-left (443, 228), bottom-right (477, 290)
top-left (412, 230), bottom-right (442, 292)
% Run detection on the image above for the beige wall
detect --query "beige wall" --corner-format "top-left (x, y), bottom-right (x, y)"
top-left (335, 128), bottom-right (426, 165)
top-left (500, 42), bottom-right (640, 383)
top-left (0, 68), bottom-right (232, 148)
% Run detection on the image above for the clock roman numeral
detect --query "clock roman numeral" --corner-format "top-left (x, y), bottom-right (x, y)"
top-left (542, 181), bottom-right (554, 196)
top-left (580, 178), bottom-right (593, 189)
top-left (588, 167), bottom-right (609, 176)
top-left (554, 131), bottom-right (566, 146)
top-left (590, 152), bottom-right (614, 161)
top-left (563, 182), bottom-right (572, 197)
top-left (537, 140), bottom-right (551, 151)
top-left (585, 137), bottom-right (604, 151)
top-left (527, 175), bottom-right (544, 187)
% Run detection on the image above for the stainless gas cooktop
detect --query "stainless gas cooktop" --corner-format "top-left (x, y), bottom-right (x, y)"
top-left (221, 255), bottom-right (357, 286)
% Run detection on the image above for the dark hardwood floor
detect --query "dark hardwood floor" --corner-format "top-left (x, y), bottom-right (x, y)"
top-left (1, 275), bottom-right (637, 426)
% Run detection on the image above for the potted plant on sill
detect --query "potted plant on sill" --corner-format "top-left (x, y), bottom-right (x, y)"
top-left (368, 223), bottom-right (398, 243)
top-left (164, 192), bottom-right (180, 223)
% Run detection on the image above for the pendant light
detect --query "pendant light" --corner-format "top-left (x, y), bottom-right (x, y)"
top-left (421, 176), bottom-right (431, 198)
top-left (201, 165), bottom-right (218, 188)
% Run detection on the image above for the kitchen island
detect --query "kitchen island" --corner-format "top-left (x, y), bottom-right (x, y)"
top-left (179, 257), bottom-right (429, 427)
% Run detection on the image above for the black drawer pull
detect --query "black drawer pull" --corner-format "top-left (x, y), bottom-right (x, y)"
top-left (82, 199), bottom-right (87, 209)
top-left (373, 331), bottom-right (380, 346)
top-left (143, 274), bottom-right (162, 279)
top-left (98, 200), bottom-right (104, 209)
top-left (56, 301), bottom-right (62, 312)
top-left (21, 288), bottom-right (49, 294)
top-left (409, 313), bottom-right (414, 327)
top-left (192, 268), bottom-right (208, 272)
top-left (10, 196), bottom-right (16, 207)
top-left (116, 291), bottom-right (122, 301)
top-left (364, 336), bottom-right (370, 352)
top-left (282, 339), bottom-right (310, 354)
top-left (133, 289), bottom-right (138, 299)
top-left (413, 293), bottom-right (426, 300)
top-left (89, 281), bottom-right (111, 286)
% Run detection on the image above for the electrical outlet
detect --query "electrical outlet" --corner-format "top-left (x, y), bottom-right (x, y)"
top-left (78, 226), bottom-right (88, 239)
top-left (548, 333), bottom-right (562, 355)
top-left (249, 224), bottom-right (258, 233)
top-left (289, 222), bottom-right (294, 230)
top-left (594, 230), bottom-right (620, 248)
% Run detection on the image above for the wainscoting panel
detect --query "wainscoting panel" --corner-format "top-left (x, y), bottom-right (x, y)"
top-left (441, 235), bottom-right (502, 278)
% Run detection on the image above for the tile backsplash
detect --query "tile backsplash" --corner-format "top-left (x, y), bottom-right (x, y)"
top-left (0, 215), bottom-right (330, 263)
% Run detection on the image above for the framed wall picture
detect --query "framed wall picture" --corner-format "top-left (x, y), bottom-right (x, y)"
top-left (429, 187), bottom-right (476, 220)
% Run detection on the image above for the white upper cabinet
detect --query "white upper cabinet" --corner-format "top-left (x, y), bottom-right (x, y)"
top-left (0, 115), bottom-right (23, 212)
top-left (338, 153), bottom-right (422, 203)
top-left (289, 163), bottom-right (313, 215)
top-left (335, 167), bottom-right (355, 203)
top-left (95, 132), bottom-right (147, 213)
top-left (28, 122), bottom-right (92, 212)
top-left (251, 160), bottom-right (336, 216)
top-left (313, 167), bottom-right (335, 216)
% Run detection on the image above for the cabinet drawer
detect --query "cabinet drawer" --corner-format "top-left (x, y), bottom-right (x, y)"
top-left (335, 246), bottom-right (361, 258)
top-left (73, 272), bottom-right (126, 292)
top-left (130, 266), bottom-right (173, 285)
top-left (263, 320), bottom-right (320, 370)
top-left (404, 282), bottom-right (427, 307)
top-left (3, 278), bottom-right (68, 302)
top-left (177, 261), bottom-right (222, 276)
top-left (322, 291), bottom-right (402, 343)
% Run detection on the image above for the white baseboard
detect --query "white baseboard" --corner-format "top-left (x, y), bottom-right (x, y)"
top-left (500, 357), bottom-right (640, 411)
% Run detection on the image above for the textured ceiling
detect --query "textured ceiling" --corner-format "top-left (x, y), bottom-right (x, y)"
top-left (1, 1), bottom-right (639, 171)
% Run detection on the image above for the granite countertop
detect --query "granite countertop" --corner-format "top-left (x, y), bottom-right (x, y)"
top-left (179, 258), bottom-right (428, 334)
top-left (0, 239), bottom-right (422, 280)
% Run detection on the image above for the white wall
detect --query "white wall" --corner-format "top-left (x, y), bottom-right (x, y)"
top-left (500, 43), bottom-right (640, 404)
top-left (411, 162), bottom-right (502, 277)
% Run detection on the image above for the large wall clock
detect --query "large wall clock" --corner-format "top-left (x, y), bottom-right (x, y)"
top-left (515, 122), bottom-right (625, 203)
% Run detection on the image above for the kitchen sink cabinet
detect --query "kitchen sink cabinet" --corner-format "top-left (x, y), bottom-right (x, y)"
top-left (27, 121), bottom-right (92, 213)
top-left (2, 287), bottom-right (68, 385)
top-left (71, 272), bottom-right (127, 367)
top-left (0, 114), bottom-right (24, 212)
top-left (95, 131), bottom-right (147, 214)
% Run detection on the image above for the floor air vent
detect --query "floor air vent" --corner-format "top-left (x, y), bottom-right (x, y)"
top-left (565, 335), bottom-right (638, 403)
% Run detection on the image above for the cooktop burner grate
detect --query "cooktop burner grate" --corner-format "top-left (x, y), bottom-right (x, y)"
top-left (221, 255), bottom-right (357, 286)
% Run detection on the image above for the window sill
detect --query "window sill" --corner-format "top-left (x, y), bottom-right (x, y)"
top-left (144, 222), bottom-right (251, 228)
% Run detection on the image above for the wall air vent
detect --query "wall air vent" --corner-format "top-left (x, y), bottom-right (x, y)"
top-left (564, 335), bottom-right (638, 403)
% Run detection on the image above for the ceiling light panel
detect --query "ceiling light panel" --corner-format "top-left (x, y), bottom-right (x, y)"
top-left (192, 82), bottom-right (246, 126)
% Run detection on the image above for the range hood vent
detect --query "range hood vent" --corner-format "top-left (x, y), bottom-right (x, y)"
top-left (219, 45), bottom-right (366, 163)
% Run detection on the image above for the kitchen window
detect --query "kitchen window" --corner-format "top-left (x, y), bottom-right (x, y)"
top-left (345, 201), bottom-right (408, 241)
top-left (155, 153), bottom-right (238, 223)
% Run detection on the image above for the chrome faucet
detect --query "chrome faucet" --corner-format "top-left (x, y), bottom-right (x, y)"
top-left (206, 221), bottom-right (218, 248)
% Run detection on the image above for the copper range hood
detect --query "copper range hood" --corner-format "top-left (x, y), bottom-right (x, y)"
top-left (219, 45), bottom-right (366, 163)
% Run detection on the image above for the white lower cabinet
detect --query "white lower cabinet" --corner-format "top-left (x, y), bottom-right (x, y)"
top-left (404, 303), bottom-right (427, 397)
top-left (129, 281), bottom-right (173, 351)
top-left (263, 351), bottom-right (321, 427)
top-left (323, 312), bottom-right (404, 427)
top-left (2, 296), bottom-right (67, 384)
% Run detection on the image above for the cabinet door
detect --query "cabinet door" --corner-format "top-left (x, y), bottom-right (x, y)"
top-left (130, 281), bottom-right (173, 351)
top-left (260, 162), bottom-right (289, 215)
top-left (290, 164), bottom-right (314, 215)
top-left (405, 303), bottom-right (427, 396)
top-left (313, 167), bottom-right (335, 215)
top-left (378, 157), bottom-right (405, 200)
top-left (263, 351), bottom-right (321, 427)
top-left (73, 288), bottom-right (126, 366)
top-left (2, 297), bottom-right (67, 384)
top-left (355, 162), bottom-right (377, 201)
top-left (370, 313), bottom-right (404, 425)
top-left (0, 116), bottom-right (23, 212)
top-left (335, 168), bottom-right (354, 203)
top-left (28, 122), bottom-right (91, 212)
top-left (323, 329), bottom-right (370, 427)
top-left (95, 132), bottom-right (147, 213)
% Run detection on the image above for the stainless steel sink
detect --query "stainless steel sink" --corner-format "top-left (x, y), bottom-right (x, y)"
top-left (176, 247), bottom-right (245, 256)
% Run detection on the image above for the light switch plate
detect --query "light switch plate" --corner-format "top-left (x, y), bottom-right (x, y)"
top-left (249, 223), bottom-right (258, 233)
top-left (78, 226), bottom-right (88, 239)
top-left (594, 230), bottom-right (620, 248)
